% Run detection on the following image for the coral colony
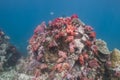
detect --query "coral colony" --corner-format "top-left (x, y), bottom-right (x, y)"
top-left (0, 30), bottom-right (20, 71)
top-left (26, 14), bottom-right (106, 80)
top-left (0, 14), bottom-right (120, 80)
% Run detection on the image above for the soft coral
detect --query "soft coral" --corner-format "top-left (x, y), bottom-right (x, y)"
top-left (34, 22), bottom-right (46, 34)
top-left (66, 24), bottom-right (76, 36)
top-left (79, 54), bottom-right (84, 65)
top-left (58, 50), bottom-right (67, 59)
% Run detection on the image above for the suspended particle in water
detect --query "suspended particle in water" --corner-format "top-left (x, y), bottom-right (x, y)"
top-left (50, 12), bottom-right (54, 15)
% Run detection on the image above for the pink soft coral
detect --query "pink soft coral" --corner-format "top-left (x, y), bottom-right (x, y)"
top-left (69, 41), bottom-right (75, 53)
top-left (83, 52), bottom-right (89, 60)
top-left (88, 59), bottom-right (99, 68)
top-left (58, 50), bottom-right (67, 59)
top-left (71, 14), bottom-right (78, 19)
top-left (65, 36), bottom-right (74, 42)
top-left (34, 22), bottom-right (46, 34)
top-left (85, 25), bottom-right (93, 31)
top-left (79, 55), bottom-right (84, 65)
top-left (89, 32), bottom-right (96, 38)
top-left (54, 63), bottom-right (70, 72)
top-left (114, 71), bottom-right (120, 77)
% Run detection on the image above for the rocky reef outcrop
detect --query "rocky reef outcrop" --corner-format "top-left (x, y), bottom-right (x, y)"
top-left (0, 15), bottom-right (120, 80)
top-left (0, 30), bottom-right (21, 71)
top-left (15, 15), bottom-right (119, 80)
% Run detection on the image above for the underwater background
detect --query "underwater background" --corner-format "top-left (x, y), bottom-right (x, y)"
top-left (0, 0), bottom-right (120, 55)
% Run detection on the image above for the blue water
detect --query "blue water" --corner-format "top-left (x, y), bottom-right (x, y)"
top-left (0, 0), bottom-right (120, 55)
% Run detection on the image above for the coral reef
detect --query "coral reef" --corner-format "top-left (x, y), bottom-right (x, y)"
top-left (0, 30), bottom-right (21, 71)
top-left (0, 15), bottom-right (120, 80)
top-left (23, 14), bottom-right (119, 80)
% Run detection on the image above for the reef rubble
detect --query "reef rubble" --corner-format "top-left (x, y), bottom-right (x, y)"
top-left (0, 15), bottom-right (120, 80)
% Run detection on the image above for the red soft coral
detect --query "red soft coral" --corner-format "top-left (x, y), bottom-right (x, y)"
top-left (85, 40), bottom-right (92, 47)
top-left (66, 24), bottom-right (76, 36)
top-left (65, 36), bottom-right (74, 42)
